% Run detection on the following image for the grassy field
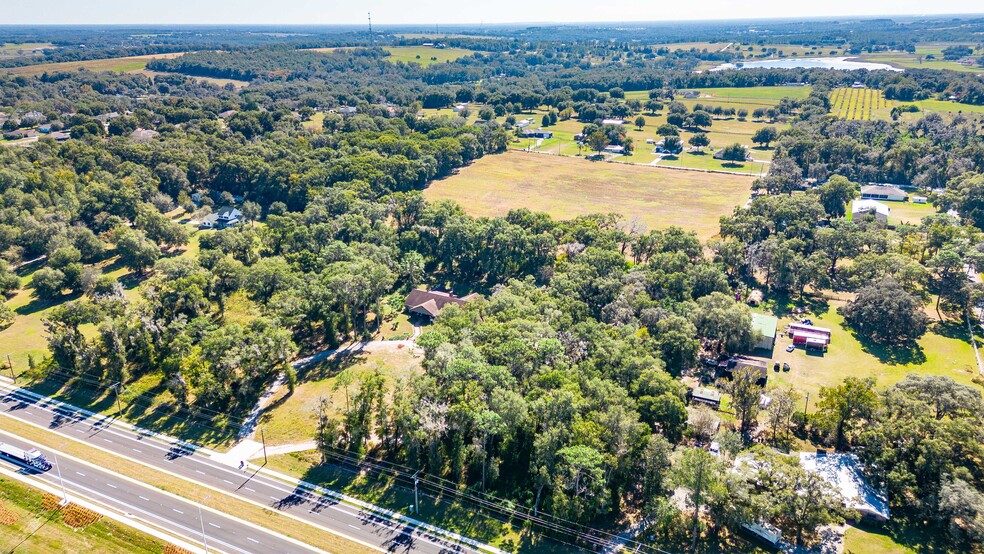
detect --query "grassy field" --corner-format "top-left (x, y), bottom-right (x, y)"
top-left (423, 150), bottom-right (755, 240)
top-left (886, 200), bottom-right (937, 226)
top-left (136, 69), bottom-right (250, 88)
top-left (0, 476), bottom-right (169, 554)
top-left (858, 43), bottom-right (983, 74)
top-left (830, 87), bottom-right (893, 121)
top-left (843, 525), bottom-right (917, 554)
top-left (2, 53), bottom-right (185, 76)
top-left (260, 346), bottom-right (422, 445)
top-left (382, 46), bottom-right (474, 66)
top-left (761, 299), bottom-right (980, 401)
top-left (733, 43), bottom-right (847, 59)
top-left (0, 43), bottom-right (54, 57)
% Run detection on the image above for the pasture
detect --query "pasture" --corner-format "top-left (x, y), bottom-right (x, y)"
top-left (2, 52), bottom-right (185, 76)
top-left (423, 151), bottom-right (755, 240)
top-left (382, 46), bottom-right (474, 66)
top-left (732, 43), bottom-right (846, 59)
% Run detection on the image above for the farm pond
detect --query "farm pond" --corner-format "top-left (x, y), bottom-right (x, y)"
top-left (711, 57), bottom-right (903, 72)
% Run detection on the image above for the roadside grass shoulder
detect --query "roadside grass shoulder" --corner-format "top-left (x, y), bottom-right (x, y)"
top-left (0, 416), bottom-right (371, 554)
top-left (0, 476), bottom-right (165, 553)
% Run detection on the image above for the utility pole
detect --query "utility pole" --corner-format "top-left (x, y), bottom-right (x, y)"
top-left (6, 354), bottom-right (13, 380)
top-left (198, 495), bottom-right (211, 553)
top-left (412, 470), bottom-right (420, 514)
top-left (53, 453), bottom-right (68, 506)
top-left (260, 428), bottom-right (268, 465)
top-left (112, 383), bottom-right (123, 418)
top-left (804, 391), bottom-right (810, 415)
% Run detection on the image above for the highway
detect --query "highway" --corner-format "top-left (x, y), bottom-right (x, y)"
top-left (0, 430), bottom-right (316, 554)
top-left (0, 387), bottom-right (481, 554)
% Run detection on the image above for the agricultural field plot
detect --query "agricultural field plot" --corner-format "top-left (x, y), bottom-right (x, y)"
top-left (829, 87), bottom-right (893, 120)
top-left (732, 43), bottom-right (845, 59)
top-left (0, 42), bottom-right (55, 57)
top-left (624, 85), bottom-right (812, 104)
top-left (381, 46), bottom-right (475, 66)
top-left (887, 200), bottom-right (937, 226)
top-left (423, 150), bottom-right (755, 240)
top-left (654, 42), bottom-right (727, 52)
top-left (859, 52), bottom-right (983, 73)
top-left (2, 52), bottom-right (185, 76)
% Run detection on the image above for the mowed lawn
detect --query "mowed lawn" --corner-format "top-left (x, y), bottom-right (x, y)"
top-left (2, 52), bottom-right (185, 76)
top-left (382, 46), bottom-right (474, 66)
top-left (765, 300), bottom-right (981, 401)
top-left (424, 151), bottom-right (755, 240)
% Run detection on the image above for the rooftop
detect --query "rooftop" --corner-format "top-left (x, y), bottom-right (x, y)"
top-left (800, 452), bottom-right (890, 520)
top-left (751, 312), bottom-right (778, 339)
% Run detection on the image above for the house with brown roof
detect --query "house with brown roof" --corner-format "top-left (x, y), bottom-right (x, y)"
top-left (404, 289), bottom-right (479, 319)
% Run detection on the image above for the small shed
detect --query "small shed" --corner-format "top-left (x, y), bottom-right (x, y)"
top-left (747, 289), bottom-right (764, 306)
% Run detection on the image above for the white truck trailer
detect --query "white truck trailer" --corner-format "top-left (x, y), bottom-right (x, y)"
top-left (0, 441), bottom-right (52, 471)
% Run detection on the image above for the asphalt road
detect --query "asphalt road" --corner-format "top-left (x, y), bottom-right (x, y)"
top-left (0, 388), bottom-right (479, 554)
top-left (0, 430), bottom-right (314, 554)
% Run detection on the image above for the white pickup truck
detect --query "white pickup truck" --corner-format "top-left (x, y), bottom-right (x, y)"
top-left (0, 441), bottom-right (52, 471)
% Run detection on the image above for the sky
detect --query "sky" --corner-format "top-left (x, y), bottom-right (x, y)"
top-left (4, 0), bottom-right (983, 26)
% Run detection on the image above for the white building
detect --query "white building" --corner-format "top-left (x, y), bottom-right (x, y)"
top-left (852, 199), bottom-right (890, 223)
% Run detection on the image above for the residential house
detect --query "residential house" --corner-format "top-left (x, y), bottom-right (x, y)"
top-left (601, 118), bottom-right (625, 126)
top-left (800, 452), bottom-right (890, 521)
top-left (860, 184), bottom-right (907, 202)
top-left (218, 109), bottom-right (237, 119)
top-left (681, 90), bottom-right (701, 99)
top-left (452, 103), bottom-right (469, 113)
top-left (337, 106), bottom-right (358, 116)
top-left (689, 387), bottom-right (722, 409)
top-left (3, 129), bottom-right (38, 140)
top-left (723, 356), bottom-right (769, 385)
top-left (912, 196), bottom-right (928, 204)
top-left (404, 289), bottom-right (479, 319)
top-left (130, 128), bottom-right (160, 142)
top-left (515, 118), bottom-right (533, 129)
top-left (201, 206), bottom-right (242, 229)
top-left (603, 145), bottom-right (625, 154)
top-left (654, 138), bottom-right (682, 154)
top-left (521, 129), bottom-right (553, 139)
top-left (852, 199), bottom-right (890, 224)
top-left (48, 131), bottom-right (71, 141)
top-left (751, 313), bottom-right (778, 351)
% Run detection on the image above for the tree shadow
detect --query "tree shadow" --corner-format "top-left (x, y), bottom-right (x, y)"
top-left (931, 320), bottom-right (972, 344)
top-left (15, 291), bottom-right (82, 316)
top-left (298, 349), bottom-right (368, 382)
top-left (854, 518), bottom-right (954, 554)
top-left (722, 162), bottom-right (747, 169)
top-left (852, 331), bottom-right (927, 366)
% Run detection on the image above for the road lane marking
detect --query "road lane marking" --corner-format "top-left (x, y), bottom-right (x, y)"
top-left (75, 472), bottom-right (86, 477)
top-left (348, 524), bottom-right (360, 530)
top-left (222, 479), bottom-right (234, 485)
top-left (132, 448), bottom-right (142, 453)
top-left (139, 495), bottom-right (151, 501)
top-left (106, 483), bottom-right (117, 489)
top-left (247, 537), bottom-right (259, 543)
top-left (195, 470), bottom-right (205, 475)
top-left (209, 522), bottom-right (221, 528)
top-left (172, 508), bottom-right (184, 514)
top-left (244, 487), bottom-right (255, 492)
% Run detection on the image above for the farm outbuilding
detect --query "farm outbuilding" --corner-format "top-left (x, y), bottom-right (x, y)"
top-left (800, 452), bottom-right (890, 521)
top-left (751, 313), bottom-right (778, 351)
top-left (690, 387), bottom-right (722, 409)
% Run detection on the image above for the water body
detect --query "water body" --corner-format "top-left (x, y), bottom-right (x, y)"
top-left (710, 57), bottom-right (903, 72)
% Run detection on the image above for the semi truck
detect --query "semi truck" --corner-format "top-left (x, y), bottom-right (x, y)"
top-left (0, 441), bottom-right (52, 471)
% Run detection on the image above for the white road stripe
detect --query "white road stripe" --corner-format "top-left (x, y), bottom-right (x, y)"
top-left (75, 472), bottom-right (86, 477)
top-left (172, 508), bottom-right (184, 514)
top-left (106, 483), bottom-right (117, 489)
top-left (222, 479), bottom-right (234, 485)
top-left (247, 537), bottom-right (259, 543)
top-left (209, 522), bottom-right (221, 528)
top-left (138, 496), bottom-right (150, 501)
